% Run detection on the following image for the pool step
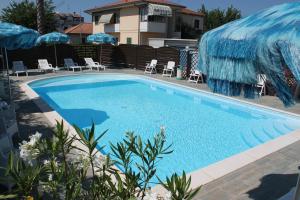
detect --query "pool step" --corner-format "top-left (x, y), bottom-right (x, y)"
top-left (241, 119), bottom-right (298, 148)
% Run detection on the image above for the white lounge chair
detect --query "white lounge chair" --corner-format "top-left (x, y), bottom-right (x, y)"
top-left (12, 61), bottom-right (28, 77)
top-left (84, 58), bottom-right (105, 71)
top-left (144, 59), bottom-right (157, 74)
top-left (38, 59), bottom-right (58, 73)
top-left (64, 58), bottom-right (82, 72)
top-left (162, 61), bottom-right (176, 77)
top-left (188, 69), bottom-right (204, 83)
top-left (257, 74), bottom-right (267, 96)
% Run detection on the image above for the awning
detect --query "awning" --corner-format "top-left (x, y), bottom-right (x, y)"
top-left (148, 4), bottom-right (172, 17)
top-left (99, 13), bottom-right (114, 24)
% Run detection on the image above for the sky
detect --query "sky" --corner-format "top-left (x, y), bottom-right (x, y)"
top-left (0, 0), bottom-right (296, 22)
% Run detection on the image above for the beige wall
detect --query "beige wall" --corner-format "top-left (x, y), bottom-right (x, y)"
top-left (93, 17), bottom-right (104, 34)
top-left (119, 7), bottom-right (140, 44)
top-left (140, 32), bottom-right (166, 45)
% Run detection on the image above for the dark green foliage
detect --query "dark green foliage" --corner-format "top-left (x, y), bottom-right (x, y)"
top-left (199, 4), bottom-right (242, 32)
top-left (159, 171), bottom-right (201, 200)
top-left (0, 121), bottom-right (200, 200)
top-left (0, 0), bottom-right (56, 33)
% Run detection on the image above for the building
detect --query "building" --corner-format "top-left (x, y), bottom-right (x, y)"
top-left (64, 23), bottom-right (93, 44)
top-left (85, 0), bottom-right (204, 45)
top-left (55, 12), bottom-right (84, 32)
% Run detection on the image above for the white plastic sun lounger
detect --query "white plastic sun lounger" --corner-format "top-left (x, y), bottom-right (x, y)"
top-left (257, 74), bottom-right (267, 96)
top-left (188, 69), bottom-right (204, 83)
top-left (84, 58), bottom-right (105, 71)
top-left (144, 59), bottom-right (157, 74)
top-left (38, 59), bottom-right (58, 73)
top-left (12, 61), bottom-right (28, 77)
top-left (162, 61), bottom-right (176, 77)
top-left (64, 58), bottom-right (82, 72)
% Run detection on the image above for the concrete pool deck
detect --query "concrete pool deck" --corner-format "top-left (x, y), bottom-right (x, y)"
top-left (11, 69), bottom-right (300, 200)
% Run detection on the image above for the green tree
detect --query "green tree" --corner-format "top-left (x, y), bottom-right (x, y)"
top-left (0, 0), bottom-right (56, 33)
top-left (199, 4), bottom-right (241, 32)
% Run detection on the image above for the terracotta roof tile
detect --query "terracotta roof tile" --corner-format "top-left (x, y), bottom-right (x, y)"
top-left (64, 23), bottom-right (93, 34)
top-left (181, 8), bottom-right (204, 17)
top-left (85, 0), bottom-right (185, 13)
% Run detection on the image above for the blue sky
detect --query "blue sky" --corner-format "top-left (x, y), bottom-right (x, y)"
top-left (0, 0), bottom-right (294, 21)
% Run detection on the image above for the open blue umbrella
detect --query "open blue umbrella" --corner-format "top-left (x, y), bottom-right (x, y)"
top-left (199, 2), bottom-right (300, 106)
top-left (0, 22), bottom-right (39, 50)
top-left (36, 32), bottom-right (70, 68)
top-left (0, 22), bottom-right (39, 100)
top-left (87, 33), bottom-right (117, 65)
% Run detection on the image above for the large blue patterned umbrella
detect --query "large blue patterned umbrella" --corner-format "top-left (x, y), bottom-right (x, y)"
top-left (199, 2), bottom-right (300, 106)
top-left (0, 22), bottom-right (39, 101)
top-left (87, 33), bottom-right (117, 65)
top-left (36, 32), bottom-right (70, 67)
top-left (87, 33), bottom-right (117, 45)
top-left (0, 22), bottom-right (39, 50)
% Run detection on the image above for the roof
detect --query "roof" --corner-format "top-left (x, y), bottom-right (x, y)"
top-left (181, 8), bottom-right (204, 17)
top-left (85, 0), bottom-right (185, 14)
top-left (64, 23), bottom-right (92, 34)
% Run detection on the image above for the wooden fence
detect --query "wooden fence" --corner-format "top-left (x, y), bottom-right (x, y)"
top-left (6, 44), bottom-right (180, 72)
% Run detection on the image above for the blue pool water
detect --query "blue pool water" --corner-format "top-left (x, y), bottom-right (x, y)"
top-left (30, 74), bottom-right (300, 179)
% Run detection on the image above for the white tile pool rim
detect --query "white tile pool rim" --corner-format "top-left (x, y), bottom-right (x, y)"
top-left (21, 73), bottom-right (300, 192)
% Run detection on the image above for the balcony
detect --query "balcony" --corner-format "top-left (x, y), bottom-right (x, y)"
top-left (140, 22), bottom-right (167, 33)
top-left (104, 24), bottom-right (120, 33)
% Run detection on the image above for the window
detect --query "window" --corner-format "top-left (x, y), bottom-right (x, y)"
top-left (140, 6), bottom-right (148, 22)
top-left (194, 19), bottom-right (200, 29)
top-left (148, 15), bottom-right (166, 23)
top-left (126, 37), bottom-right (132, 44)
top-left (175, 16), bottom-right (182, 32)
top-left (112, 13), bottom-right (120, 24)
top-left (94, 15), bottom-right (99, 25)
top-left (81, 37), bottom-right (86, 44)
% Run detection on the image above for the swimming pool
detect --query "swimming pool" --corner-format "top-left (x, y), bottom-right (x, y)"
top-left (29, 74), bottom-right (300, 181)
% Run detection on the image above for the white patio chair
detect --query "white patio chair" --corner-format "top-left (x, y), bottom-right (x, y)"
top-left (188, 69), bottom-right (203, 83)
top-left (257, 74), bottom-right (267, 96)
top-left (144, 59), bottom-right (157, 74)
top-left (64, 58), bottom-right (82, 72)
top-left (38, 59), bottom-right (58, 73)
top-left (84, 58), bottom-right (105, 71)
top-left (162, 61), bottom-right (176, 77)
top-left (12, 61), bottom-right (28, 77)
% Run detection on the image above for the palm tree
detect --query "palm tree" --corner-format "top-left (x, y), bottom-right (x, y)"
top-left (36, 0), bottom-right (45, 34)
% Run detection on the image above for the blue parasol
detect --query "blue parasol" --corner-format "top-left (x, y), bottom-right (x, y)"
top-left (36, 32), bottom-right (70, 67)
top-left (87, 33), bottom-right (117, 65)
top-left (0, 22), bottom-right (40, 50)
top-left (199, 2), bottom-right (300, 106)
top-left (87, 33), bottom-right (117, 45)
top-left (0, 22), bottom-right (39, 100)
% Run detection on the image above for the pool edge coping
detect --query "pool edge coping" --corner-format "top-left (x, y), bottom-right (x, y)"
top-left (20, 72), bottom-right (300, 192)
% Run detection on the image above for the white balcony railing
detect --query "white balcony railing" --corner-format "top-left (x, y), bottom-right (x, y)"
top-left (140, 22), bottom-right (167, 33)
top-left (104, 23), bottom-right (120, 33)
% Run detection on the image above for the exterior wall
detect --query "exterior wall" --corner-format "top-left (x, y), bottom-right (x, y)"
top-left (93, 14), bottom-right (105, 33)
top-left (181, 14), bottom-right (204, 31)
top-left (68, 34), bottom-right (88, 44)
top-left (140, 32), bottom-right (166, 45)
top-left (119, 7), bottom-right (140, 44)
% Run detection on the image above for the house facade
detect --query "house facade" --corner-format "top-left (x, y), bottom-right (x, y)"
top-left (85, 0), bottom-right (204, 45)
top-left (64, 23), bottom-right (93, 44)
top-left (55, 12), bottom-right (84, 32)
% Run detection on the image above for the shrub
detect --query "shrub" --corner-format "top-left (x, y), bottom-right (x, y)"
top-left (0, 120), bottom-right (201, 200)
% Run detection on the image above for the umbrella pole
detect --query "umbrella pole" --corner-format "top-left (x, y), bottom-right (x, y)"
top-left (54, 44), bottom-right (58, 68)
top-left (4, 48), bottom-right (12, 102)
top-left (100, 44), bottom-right (102, 65)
